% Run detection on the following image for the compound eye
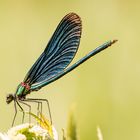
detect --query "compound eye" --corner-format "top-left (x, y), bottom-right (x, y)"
top-left (6, 94), bottom-right (14, 104)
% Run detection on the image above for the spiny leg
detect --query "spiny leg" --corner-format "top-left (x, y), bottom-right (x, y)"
top-left (23, 99), bottom-right (43, 124)
top-left (37, 101), bottom-right (42, 125)
top-left (12, 101), bottom-right (17, 127)
top-left (24, 98), bottom-right (52, 124)
top-left (16, 101), bottom-right (25, 123)
top-left (19, 100), bottom-right (31, 124)
top-left (12, 100), bottom-right (25, 126)
top-left (37, 101), bottom-right (42, 117)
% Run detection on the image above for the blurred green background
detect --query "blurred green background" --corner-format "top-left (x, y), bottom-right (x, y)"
top-left (0, 0), bottom-right (140, 140)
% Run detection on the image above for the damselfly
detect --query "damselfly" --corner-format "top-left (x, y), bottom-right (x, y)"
top-left (6, 13), bottom-right (117, 126)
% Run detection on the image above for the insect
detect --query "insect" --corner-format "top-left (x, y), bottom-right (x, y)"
top-left (6, 13), bottom-right (117, 126)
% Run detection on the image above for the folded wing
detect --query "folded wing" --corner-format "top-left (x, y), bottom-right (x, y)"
top-left (24, 13), bottom-right (82, 90)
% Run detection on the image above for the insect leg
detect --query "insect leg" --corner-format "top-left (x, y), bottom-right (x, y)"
top-left (16, 101), bottom-right (25, 123)
top-left (19, 100), bottom-right (31, 124)
top-left (22, 99), bottom-right (43, 125)
top-left (24, 98), bottom-right (52, 124)
top-left (12, 100), bottom-right (26, 126)
top-left (23, 99), bottom-right (42, 119)
top-left (37, 101), bottom-right (42, 117)
top-left (12, 101), bottom-right (17, 126)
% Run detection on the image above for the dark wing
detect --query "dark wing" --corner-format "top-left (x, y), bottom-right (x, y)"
top-left (24, 13), bottom-right (82, 90)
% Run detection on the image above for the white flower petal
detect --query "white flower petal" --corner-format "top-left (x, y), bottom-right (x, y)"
top-left (52, 126), bottom-right (58, 140)
top-left (0, 133), bottom-right (10, 140)
top-left (1, 123), bottom-right (58, 140)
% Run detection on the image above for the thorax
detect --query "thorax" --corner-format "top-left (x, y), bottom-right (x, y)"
top-left (16, 82), bottom-right (30, 98)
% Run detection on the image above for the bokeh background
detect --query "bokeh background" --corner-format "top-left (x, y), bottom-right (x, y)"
top-left (0, 0), bottom-right (140, 140)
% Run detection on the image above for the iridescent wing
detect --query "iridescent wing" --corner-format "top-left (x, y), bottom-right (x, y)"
top-left (24, 13), bottom-right (82, 91)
